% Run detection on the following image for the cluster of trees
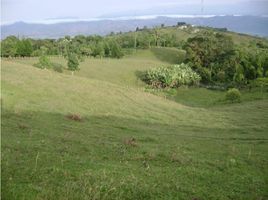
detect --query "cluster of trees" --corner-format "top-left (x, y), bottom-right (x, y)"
top-left (183, 31), bottom-right (268, 85)
top-left (1, 36), bottom-right (33, 57)
top-left (0, 35), bottom-right (124, 59)
top-left (115, 29), bottom-right (183, 49)
top-left (0, 27), bottom-right (184, 58)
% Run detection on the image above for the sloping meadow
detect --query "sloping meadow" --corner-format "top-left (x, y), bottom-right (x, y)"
top-left (1, 58), bottom-right (268, 199)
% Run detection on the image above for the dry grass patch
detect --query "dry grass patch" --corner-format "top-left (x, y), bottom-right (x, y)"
top-left (66, 114), bottom-right (83, 122)
top-left (123, 138), bottom-right (138, 147)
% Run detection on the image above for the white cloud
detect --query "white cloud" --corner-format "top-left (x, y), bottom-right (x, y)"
top-left (1, 0), bottom-right (267, 24)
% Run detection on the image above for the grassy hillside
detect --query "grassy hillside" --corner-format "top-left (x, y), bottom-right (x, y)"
top-left (150, 47), bottom-right (186, 64)
top-left (2, 54), bottom-right (268, 199)
top-left (8, 50), bottom-right (170, 87)
top-left (118, 25), bottom-right (268, 46)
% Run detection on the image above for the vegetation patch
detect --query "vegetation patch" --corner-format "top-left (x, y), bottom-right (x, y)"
top-left (141, 63), bottom-right (200, 88)
top-left (33, 55), bottom-right (52, 69)
top-left (250, 77), bottom-right (268, 89)
top-left (225, 88), bottom-right (242, 103)
top-left (33, 56), bottom-right (64, 73)
top-left (184, 31), bottom-right (268, 85)
top-left (51, 62), bottom-right (64, 73)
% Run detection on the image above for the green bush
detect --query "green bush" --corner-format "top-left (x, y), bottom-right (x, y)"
top-left (142, 63), bottom-right (201, 88)
top-left (251, 78), bottom-right (268, 87)
top-left (196, 67), bottom-right (212, 83)
top-left (51, 62), bottom-right (64, 73)
top-left (110, 41), bottom-right (124, 58)
top-left (225, 88), bottom-right (241, 103)
top-left (67, 53), bottom-right (79, 72)
top-left (33, 55), bottom-right (51, 69)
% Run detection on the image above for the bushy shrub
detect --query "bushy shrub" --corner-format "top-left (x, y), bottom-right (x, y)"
top-left (251, 78), bottom-right (268, 87)
top-left (142, 63), bottom-right (201, 88)
top-left (51, 62), bottom-right (64, 73)
top-left (110, 41), bottom-right (124, 58)
top-left (67, 53), bottom-right (79, 72)
top-left (39, 55), bottom-right (51, 68)
top-left (225, 88), bottom-right (241, 103)
top-left (33, 56), bottom-right (63, 73)
top-left (196, 67), bottom-right (211, 83)
top-left (33, 55), bottom-right (51, 69)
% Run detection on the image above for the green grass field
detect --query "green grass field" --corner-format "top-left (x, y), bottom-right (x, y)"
top-left (1, 51), bottom-right (268, 199)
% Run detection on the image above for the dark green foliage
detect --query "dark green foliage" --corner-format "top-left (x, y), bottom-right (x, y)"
top-left (184, 31), bottom-right (235, 83)
top-left (67, 53), bottom-right (79, 72)
top-left (142, 63), bottom-right (201, 88)
top-left (225, 88), bottom-right (241, 102)
top-left (195, 67), bottom-right (212, 83)
top-left (184, 31), bottom-right (268, 85)
top-left (110, 41), bottom-right (124, 58)
top-left (91, 42), bottom-right (105, 58)
top-left (177, 22), bottom-right (187, 26)
top-left (250, 77), bottom-right (268, 91)
top-left (32, 39), bottom-right (59, 55)
top-left (16, 39), bottom-right (33, 57)
top-left (57, 37), bottom-right (70, 56)
top-left (117, 34), bottom-right (136, 48)
top-left (0, 36), bottom-right (19, 57)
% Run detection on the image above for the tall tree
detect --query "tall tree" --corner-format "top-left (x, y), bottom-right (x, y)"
top-left (110, 41), bottom-right (124, 58)
top-left (67, 53), bottom-right (79, 75)
top-left (16, 39), bottom-right (33, 57)
top-left (184, 31), bottom-right (235, 83)
top-left (0, 36), bottom-right (19, 57)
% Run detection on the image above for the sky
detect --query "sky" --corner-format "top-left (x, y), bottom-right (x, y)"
top-left (1, 0), bottom-right (268, 24)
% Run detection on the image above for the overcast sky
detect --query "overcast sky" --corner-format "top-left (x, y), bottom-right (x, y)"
top-left (1, 0), bottom-right (268, 24)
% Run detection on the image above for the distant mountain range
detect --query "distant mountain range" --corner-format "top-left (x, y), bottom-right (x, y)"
top-left (1, 15), bottom-right (268, 39)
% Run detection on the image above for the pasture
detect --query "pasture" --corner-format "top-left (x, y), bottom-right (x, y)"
top-left (1, 50), bottom-right (268, 199)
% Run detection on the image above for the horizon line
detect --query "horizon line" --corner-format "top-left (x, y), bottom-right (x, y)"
top-left (2, 14), bottom-right (267, 26)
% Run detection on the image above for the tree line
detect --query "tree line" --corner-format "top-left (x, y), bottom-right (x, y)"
top-left (1, 25), bottom-right (268, 85)
top-left (0, 35), bottom-right (124, 59)
top-left (0, 23), bottom-right (190, 58)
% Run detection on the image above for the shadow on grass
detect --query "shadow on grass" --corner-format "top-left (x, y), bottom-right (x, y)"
top-left (2, 109), bottom-right (268, 200)
top-left (135, 70), bottom-right (147, 84)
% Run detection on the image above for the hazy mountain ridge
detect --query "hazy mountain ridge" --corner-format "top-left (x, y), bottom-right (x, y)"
top-left (1, 15), bottom-right (268, 39)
